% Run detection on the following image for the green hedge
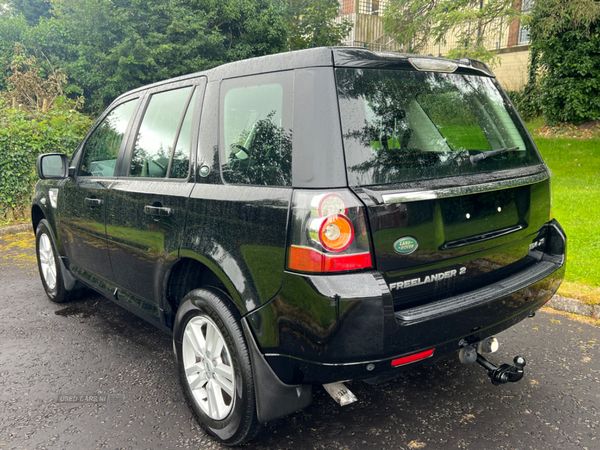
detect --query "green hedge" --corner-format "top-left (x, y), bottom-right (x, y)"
top-left (0, 98), bottom-right (91, 217)
top-left (528, 0), bottom-right (600, 126)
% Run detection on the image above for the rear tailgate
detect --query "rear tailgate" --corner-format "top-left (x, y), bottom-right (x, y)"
top-left (334, 58), bottom-right (556, 313)
top-left (353, 170), bottom-right (551, 312)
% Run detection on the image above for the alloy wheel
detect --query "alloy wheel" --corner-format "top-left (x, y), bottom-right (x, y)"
top-left (182, 315), bottom-right (236, 420)
top-left (38, 233), bottom-right (57, 290)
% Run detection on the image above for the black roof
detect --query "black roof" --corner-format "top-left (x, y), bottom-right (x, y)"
top-left (117, 47), bottom-right (494, 102)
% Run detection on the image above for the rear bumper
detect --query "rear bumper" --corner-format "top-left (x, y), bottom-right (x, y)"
top-left (247, 220), bottom-right (566, 384)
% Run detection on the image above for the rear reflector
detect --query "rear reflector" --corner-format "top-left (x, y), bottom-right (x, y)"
top-left (288, 245), bottom-right (372, 273)
top-left (391, 348), bottom-right (435, 367)
top-left (541, 292), bottom-right (554, 306)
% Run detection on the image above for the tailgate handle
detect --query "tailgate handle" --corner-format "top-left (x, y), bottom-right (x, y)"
top-left (144, 205), bottom-right (172, 217)
top-left (84, 197), bottom-right (104, 207)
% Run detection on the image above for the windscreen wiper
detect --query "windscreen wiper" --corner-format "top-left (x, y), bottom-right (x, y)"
top-left (470, 147), bottom-right (519, 164)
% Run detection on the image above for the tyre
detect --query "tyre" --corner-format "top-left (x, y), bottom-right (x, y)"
top-left (174, 288), bottom-right (262, 445)
top-left (35, 219), bottom-right (74, 303)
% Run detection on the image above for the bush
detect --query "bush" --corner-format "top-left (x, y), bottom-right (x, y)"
top-left (506, 84), bottom-right (542, 121)
top-left (529, 0), bottom-right (600, 126)
top-left (535, 30), bottom-right (600, 125)
top-left (0, 98), bottom-right (91, 218)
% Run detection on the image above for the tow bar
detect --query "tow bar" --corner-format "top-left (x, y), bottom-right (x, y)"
top-left (459, 337), bottom-right (527, 385)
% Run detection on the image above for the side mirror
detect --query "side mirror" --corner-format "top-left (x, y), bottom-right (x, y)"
top-left (37, 153), bottom-right (70, 180)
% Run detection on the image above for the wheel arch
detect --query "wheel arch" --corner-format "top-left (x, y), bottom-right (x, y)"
top-left (31, 203), bottom-right (45, 234)
top-left (164, 255), bottom-right (247, 329)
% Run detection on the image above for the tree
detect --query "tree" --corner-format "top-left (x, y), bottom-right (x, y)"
top-left (6, 44), bottom-right (70, 112)
top-left (526, 0), bottom-right (600, 125)
top-left (1, 0), bottom-right (334, 113)
top-left (288, 0), bottom-right (352, 50)
top-left (382, 0), bottom-right (520, 63)
top-left (6, 0), bottom-right (51, 26)
top-left (31, 0), bottom-right (289, 112)
top-left (0, 12), bottom-right (31, 91)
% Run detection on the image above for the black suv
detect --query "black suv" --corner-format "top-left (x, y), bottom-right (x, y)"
top-left (33, 48), bottom-right (566, 445)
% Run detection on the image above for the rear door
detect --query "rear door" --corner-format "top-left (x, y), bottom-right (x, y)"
top-left (104, 79), bottom-right (205, 321)
top-left (335, 66), bottom-right (551, 311)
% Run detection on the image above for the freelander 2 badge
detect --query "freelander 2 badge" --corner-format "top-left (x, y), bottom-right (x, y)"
top-left (393, 236), bottom-right (419, 255)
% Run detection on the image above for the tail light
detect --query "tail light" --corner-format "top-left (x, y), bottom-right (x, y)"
top-left (287, 189), bottom-right (373, 273)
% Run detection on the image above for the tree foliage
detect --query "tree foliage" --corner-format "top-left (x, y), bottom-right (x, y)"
top-left (382, 0), bottom-right (520, 63)
top-left (526, 0), bottom-right (600, 125)
top-left (0, 12), bottom-right (31, 91)
top-left (0, 52), bottom-right (90, 217)
top-left (0, 0), bottom-right (353, 112)
top-left (35, 0), bottom-right (290, 111)
top-left (6, 44), bottom-right (74, 112)
top-left (288, 0), bottom-right (352, 50)
top-left (6, 0), bottom-right (52, 26)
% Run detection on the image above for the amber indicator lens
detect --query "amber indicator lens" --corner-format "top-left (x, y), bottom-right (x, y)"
top-left (314, 215), bottom-right (354, 252)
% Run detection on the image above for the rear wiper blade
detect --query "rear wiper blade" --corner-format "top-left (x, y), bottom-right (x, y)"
top-left (470, 147), bottom-right (519, 164)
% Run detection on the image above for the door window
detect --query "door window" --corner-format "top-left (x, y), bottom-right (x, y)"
top-left (79, 99), bottom-right (138, 177)
top-left (129, 86), bottom-right (194, 178)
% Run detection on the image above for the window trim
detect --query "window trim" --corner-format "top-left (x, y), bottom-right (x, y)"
top-left (166, 88), bottom-right (197, 179)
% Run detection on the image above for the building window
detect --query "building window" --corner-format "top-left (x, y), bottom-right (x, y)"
top-left (518, 0), bottom-right (533, 44)
top-left (372, 0), bottom-right (379, 15)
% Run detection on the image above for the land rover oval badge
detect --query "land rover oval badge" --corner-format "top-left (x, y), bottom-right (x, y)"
top-left (394, 236), bottom-right (418, 255)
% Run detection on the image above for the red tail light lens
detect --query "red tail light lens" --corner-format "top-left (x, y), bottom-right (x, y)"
top-left (287, 189), bottom-right (373, 273)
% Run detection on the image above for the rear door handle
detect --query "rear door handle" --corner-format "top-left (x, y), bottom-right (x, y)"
top-left (144, 205), bottom-right (173, 217)
top-left (84, 198), bottom-right (104, 207)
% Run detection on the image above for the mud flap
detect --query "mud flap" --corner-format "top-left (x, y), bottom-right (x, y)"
top-left (241, 318), bottom-right (313, 423)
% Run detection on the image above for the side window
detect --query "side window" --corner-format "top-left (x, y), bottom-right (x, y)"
top-left (220, 72), bottom-right (293, 186)
top-left (79, 99), bottom-right (138, 177)
top-left (129, 86), bottom-right (193, 178)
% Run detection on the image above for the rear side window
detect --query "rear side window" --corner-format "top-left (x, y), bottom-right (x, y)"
top-left (79, 99), bottom-right (138, 177)
top-left (336, 68), bottom-right (540, 186)
top-left (220, 72), bottom-right (293, 186)
top-left (129, 86), bottom-right (195, 178)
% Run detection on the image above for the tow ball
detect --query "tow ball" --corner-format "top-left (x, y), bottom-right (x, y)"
top-left (458, 337), bottom-right (527, 385)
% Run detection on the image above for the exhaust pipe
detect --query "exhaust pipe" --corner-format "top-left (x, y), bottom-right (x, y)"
top-left (323, 382), bottom-right (357, 406)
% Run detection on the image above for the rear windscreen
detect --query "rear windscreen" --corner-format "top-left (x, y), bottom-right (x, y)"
top-left (335, 68), bottom-right (541, 187)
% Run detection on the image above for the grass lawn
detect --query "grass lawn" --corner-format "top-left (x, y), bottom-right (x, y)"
top-left (528, 122), bottom-right (600, 304)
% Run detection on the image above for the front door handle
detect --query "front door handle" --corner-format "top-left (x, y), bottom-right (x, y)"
top-left (84, 198), bottom-right (104, 207)
top-left (144, 205), bottom-right (173, 217)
